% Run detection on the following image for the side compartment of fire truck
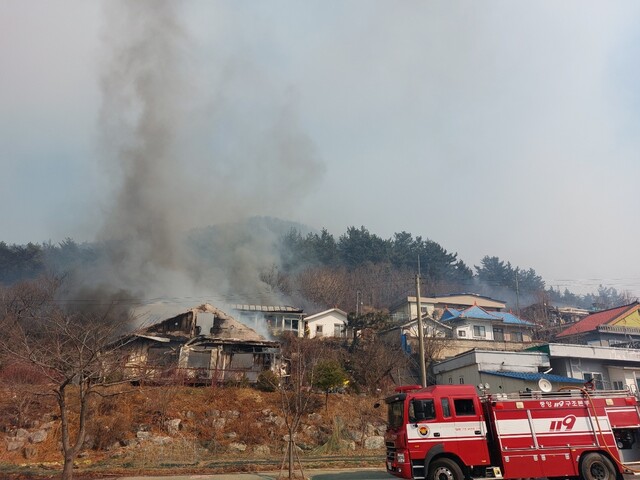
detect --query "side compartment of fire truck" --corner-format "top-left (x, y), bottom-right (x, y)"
top-left (483, 390), bottom-right (640, 480)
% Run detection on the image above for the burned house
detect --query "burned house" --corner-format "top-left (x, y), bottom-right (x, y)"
top-left (121, 304), bottom-right (281, 384)
top-left (232, 304), bottom-right (306, 337)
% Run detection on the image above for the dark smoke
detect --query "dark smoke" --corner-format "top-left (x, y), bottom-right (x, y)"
top-left (80, 0), bottom-right (324, 320)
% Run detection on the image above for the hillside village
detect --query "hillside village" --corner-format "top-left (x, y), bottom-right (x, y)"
top-left (110, 292), bottom-right (640, 395)
top-left (2, 238), bottom-right (640, 477)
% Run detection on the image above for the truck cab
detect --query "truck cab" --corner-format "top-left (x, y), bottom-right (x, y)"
top-left (385, 383), bottom-right (640, 480)
top-left (384, 384), bottom-right (491, 480)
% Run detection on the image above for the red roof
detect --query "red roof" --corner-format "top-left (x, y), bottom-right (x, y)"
top-left (556, 302), bottom-right (640, 338)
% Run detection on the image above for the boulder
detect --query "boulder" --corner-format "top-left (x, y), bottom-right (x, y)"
top-left (6, 439), bottom-right (24, 452)
top-left (29, 430), bottom-right (48, 444)
top-left (253, 444), bottom-right (271, 456)
top-left (23, 445), bottom-right (38, 459)
top-left (166, 418), bottom-right (181, 435)
top-left (364, 435), bottom-right (385, 449)
top-left (228, 441), bottom-right (247, 452)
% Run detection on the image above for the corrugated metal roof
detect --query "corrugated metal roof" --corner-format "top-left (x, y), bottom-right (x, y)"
top-left (480, 370), bottom-right (584, 384)
top-left (232, 304), bottom-right (303, 313)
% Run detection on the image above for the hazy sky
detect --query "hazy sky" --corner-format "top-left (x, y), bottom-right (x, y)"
top-left (1, 1), bottom-right (640, 297)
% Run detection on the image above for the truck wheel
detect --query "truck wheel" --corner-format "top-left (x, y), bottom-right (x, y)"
top-left (580, 453), bottom-right (616, 480)
top-left (429, 458), bottom-right (463, 480)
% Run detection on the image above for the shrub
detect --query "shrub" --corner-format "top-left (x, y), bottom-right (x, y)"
top-left (256, 370), bottom-right (279, 392)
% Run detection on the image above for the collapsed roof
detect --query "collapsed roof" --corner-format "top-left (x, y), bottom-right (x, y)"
top-left (139, 303), bottom-right (273, 344)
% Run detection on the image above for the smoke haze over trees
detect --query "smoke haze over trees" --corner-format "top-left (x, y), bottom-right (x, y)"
top-left (0, 219), bottom-right (635, 315)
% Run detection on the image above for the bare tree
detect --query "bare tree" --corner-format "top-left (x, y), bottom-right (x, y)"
top-left (274, 335), bottom-right (326, 479)
top-left (348, 332), bottom-right (408, 394)
top-left (0, 278), bottom-right (135, 480)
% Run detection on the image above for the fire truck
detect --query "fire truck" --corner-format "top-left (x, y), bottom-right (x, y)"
top-left (383, 383), bottom-right (640, 480)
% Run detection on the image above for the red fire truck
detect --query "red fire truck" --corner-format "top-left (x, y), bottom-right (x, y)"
top-left (383, 384), bottom-right (640, 480)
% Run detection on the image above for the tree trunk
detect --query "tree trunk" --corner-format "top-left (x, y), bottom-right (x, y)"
top-left (61, 454), bottom-right (74, 480)
top-left (288, 438), bottom-right (294, 479)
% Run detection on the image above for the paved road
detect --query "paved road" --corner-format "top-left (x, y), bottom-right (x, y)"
top-left (113, 468), bottom-right (394, 479)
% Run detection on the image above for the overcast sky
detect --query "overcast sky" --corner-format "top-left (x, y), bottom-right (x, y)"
top-left (1, 1), bottom-right (639, 297)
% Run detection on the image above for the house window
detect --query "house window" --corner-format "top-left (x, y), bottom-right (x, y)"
top-left (316, 325), bottom-right (323, 336)
top-left (448, 377), bottom-right (453, 384)
top-left (334, 323), bottom-right (345, 337)
top-left (147, 347), bottom-right (177, 367)
top-left (583, 372), bottom-right (604, 390)
top-left (459, 376), bottom-right (464, 384)
top-left (613, 381), bottom-right (624, 390)
top-left (511, 331), bottom-right (523, 342)
top-left (473, 325), bottom-right (486, 338)
top-left (283, 318), bottom-right (299, 332)
top-left (458, 330), bottom-right (466, 337)
top-left (493, 328), bottom-right (504, 341)
top-left (421, 306), bottom-right (428, 313)
top-left (187, 350), bottom-right (210, 369)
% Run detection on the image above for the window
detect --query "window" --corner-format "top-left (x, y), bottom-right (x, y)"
top-left (147, 347), bottom-right (177, 367)
top-left (334, 323), bottom-right (345, 337)
top-left (441, 398), bottom-right (451, 417)
top-left (316, 325), bottom-right (323, 336)
top-left (421, 306), bottom-right (428, 313)
top-left (453, 398), bottom-right (476, 416)
top-left (409, 399), bottom-right (435, 422)
top-left (283, 318), bottom-right (299, 332)
top-left (187, 350), bottom-right (210, 369)
top-left (458, 330), bottom-right (466, 337)
top-left (473, 325), bottom-right (486, 338)
top-left (583, 372), bottom-right (604, 390)
top-left (613, 381), bottom-right (624, 390)
top-left (459, 376), bottom-right (464, 384)
top-left (388, 401), bottom-right (405, 429)
top-left (511, 331), bottom-right (523, 342)
top-left (448, 377), bottom-right (453, 384)
top-left (493, 328), bottom-right (504, 341)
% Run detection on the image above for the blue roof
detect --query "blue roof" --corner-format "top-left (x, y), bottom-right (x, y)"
top-left (491, 311), bottom-right (535, 326)
top-left (460, 305), bottom-right (500, 320)
top-left (439, 305), bottom-right (533, 326)
top-left (480, 370), bottom-right (584, 384)
top-left (440, 308), bottom-right (461, 321)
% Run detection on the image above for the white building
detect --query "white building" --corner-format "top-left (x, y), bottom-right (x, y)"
top-left (305, 308), bottom-right (348, 339)
top-left (432, 349), bottom-right (583, 393)
top-left (390, 293), bottom-right (506, 323)
top-left (535, 343), bottom-right (640, 392)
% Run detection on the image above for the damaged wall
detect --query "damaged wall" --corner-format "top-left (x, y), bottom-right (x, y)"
top-left (120, 304), bottom-right (281, 384)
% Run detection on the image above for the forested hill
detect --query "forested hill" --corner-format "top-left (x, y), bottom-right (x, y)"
top-left (0, 223), bottom-right (631, 312)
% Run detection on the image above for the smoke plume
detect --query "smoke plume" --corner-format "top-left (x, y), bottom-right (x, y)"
top-left (86, 1), bottom-right (323, 314)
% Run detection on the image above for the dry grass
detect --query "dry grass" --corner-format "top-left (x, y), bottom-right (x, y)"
top-left (0, 385), bottom-right (387, 468)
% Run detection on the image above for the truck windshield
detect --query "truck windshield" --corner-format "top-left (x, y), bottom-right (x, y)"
top-left (388, 400), bottom-right (405, 429)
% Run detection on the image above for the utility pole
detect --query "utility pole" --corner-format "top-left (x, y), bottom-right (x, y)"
top-left (416, 273), bottom-right (427, 388)
top-left (356, 290), bottom-right (361, 317)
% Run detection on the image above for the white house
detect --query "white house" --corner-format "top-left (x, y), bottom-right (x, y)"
top-left (305, 308), bottom-right (348, 339)
top-left (432, 349), bottom-right (584, 393)
top-left (534, 343), bottom-right (640, 392)
top-left (390, 293), bottom-right (506, 323)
